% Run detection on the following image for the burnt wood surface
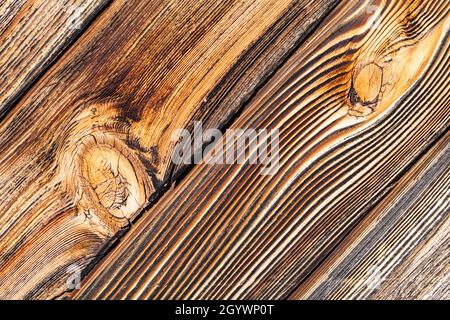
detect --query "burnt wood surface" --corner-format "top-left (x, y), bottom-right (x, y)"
top-left (73, 0), bottom-right (450, 299)
top-left (0, 0), bottom-right (338, 299)
top-left (0, 0), bottom-right (448, 300)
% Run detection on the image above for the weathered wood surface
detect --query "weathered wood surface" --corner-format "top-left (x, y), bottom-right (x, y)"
top-left (0, 0), bottom-right (338, 299)
top-left (291, 133), bottom-right (449, 300)
top-left (74, 0), bottom-right (449, 299)
top-left (0, 0), bottom-right (111, 119)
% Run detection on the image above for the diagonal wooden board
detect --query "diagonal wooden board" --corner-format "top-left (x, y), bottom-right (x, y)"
top-left (0, 0), bottom-right (112, 119)
top-left (291, 132), bottom-right (449, 299)
top-left (74, 0), bottom-right (449, 299)
top-left (0, 0), bottom-right (338, 299)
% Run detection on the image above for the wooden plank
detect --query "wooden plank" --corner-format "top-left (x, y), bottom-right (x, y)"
top-left (73, 0), bottom-right (449, 300)
top-left (0, 0), bottom-right (337, 299)
top-left (291, 133), bottom-right (449, 300)
top-left (0, 0), bottom-right (111, 118)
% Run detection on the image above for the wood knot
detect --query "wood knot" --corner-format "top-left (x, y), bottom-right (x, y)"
top-left (348, 62), bottom-right (384, 118)
top-left (82, 147), bottom-right (131, 214)
top-left (62, 123), bottom-right (154, 234)
top-left (76, 140), bottom-right (152, 225)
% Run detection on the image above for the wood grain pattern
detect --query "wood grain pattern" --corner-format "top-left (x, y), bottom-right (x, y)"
top-left (0, 0), bottom-right (337, 299)
top-left (0, 0), bottom-right (111, 119)
top-left (74, 0), bottom-right (449, 300)
top-left (291, 132), bottom-right (449, 300)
